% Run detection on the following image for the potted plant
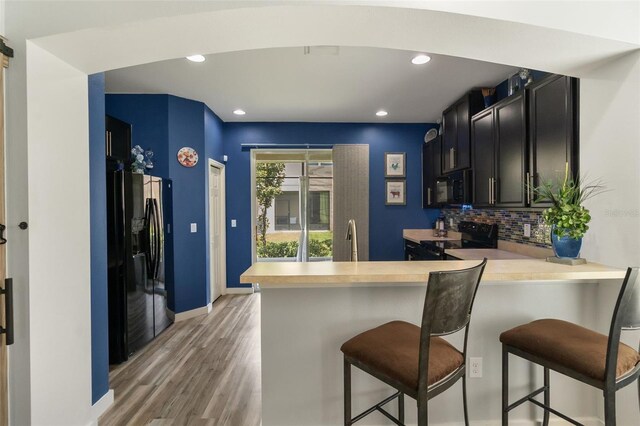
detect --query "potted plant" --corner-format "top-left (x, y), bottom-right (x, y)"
top-left (534, 164), bottom-right (606, 258)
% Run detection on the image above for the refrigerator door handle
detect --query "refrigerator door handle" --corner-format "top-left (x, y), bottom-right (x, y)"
top-left (144, 198), bottom-right (153, 276)
top-left (153, 199), bottom-right (161, 280)
top-left (149, 199), bottom-right (157, 279)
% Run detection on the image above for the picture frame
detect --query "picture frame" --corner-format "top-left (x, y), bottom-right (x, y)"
top-left (384, 152), bottom-right (406, 177)
top-left (385, 180), bottom-right (406, 205)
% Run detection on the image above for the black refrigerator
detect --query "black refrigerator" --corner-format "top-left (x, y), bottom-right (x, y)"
top-left (107, 168), bottom-right (174, 364)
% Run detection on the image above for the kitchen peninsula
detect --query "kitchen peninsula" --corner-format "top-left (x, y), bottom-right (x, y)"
top-left (241, 260), bottom-right (626, 425)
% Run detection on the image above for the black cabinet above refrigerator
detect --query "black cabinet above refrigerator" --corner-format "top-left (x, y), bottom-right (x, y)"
top-left (106, 115), bottom-right (132, 163)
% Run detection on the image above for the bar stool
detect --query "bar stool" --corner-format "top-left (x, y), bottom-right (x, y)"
top-left (340, 259), bottom-right (487, 426)
top-left (500, 267), bottom-right (640, 426)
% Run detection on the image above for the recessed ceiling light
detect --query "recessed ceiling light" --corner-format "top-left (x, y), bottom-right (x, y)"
top-left (186, 55), bottom-right (206, 63)
top-left (411, 54), bottom-right (431, 65)
top-left (233, 109), bottom-right (246, 116)
top-left (376, 110), bottom-right (388, 117)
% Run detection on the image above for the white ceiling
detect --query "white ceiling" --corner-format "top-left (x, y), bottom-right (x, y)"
top-left (105, 46), bottom-right (518, 123)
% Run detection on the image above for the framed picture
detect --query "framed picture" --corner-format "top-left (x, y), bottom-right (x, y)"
top-left (384, 152), bottom-right (406, 177)
top-left (385, 180), bottom-right (406, 205)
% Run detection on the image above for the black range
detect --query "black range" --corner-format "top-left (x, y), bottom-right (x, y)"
top-left (404, 221), bottom-right (498, 261)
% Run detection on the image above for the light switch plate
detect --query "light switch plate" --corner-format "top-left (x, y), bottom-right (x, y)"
top-left (524, 223), bottom-right (531, 237)
top-left (231, 219), bottom-right (237, 228)
top-left (190, 223), bottom-right (197, 233)
top-left (223, 155), bottom-right (228, 162)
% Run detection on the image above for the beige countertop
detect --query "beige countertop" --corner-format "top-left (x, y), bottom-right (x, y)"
top-left (403, 229), bottom-right (461, 243)
top-left (445, 248), bottom-right (533, 260)
top-left (240, 260), bottom-right (625, 287)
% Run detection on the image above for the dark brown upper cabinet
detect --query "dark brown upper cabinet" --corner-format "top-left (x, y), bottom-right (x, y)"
top-left (442, 90), bottom-right (484, 174)
top-left (472, 91), bottom-right (527, 207)
top-left (106, 115), bottom-right (132, 163)
top-left (422, 136), bottom-right (442, 208)
top-left (527, 75), bottom-right (579, 207)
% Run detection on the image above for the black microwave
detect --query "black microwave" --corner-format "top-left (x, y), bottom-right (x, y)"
top-left (436, 170), bottom-right (472, 206)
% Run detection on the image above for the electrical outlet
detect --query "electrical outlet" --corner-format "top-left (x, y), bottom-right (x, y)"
top-left (524, 223), bottom-right (531, 237)
top-left (190, 223), bottom-right (197, 233)
top-left (231, 219), bottom-right (237, 228)
top-left (469, 357), bottom-right (483, 378)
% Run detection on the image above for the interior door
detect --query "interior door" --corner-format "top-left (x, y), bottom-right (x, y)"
top-left (209, 166), bottom-right (223, 302)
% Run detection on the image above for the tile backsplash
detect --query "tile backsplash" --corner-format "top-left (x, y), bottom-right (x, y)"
top-left (442, 208), bottom-right (552, 248)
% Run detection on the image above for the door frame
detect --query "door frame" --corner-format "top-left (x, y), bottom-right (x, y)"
top-left (250, 149), bottom-right (333, 263)
top-left (208, 159), bottom-right (226, 302)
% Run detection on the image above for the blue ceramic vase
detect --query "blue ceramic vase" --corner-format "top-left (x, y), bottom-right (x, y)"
top-left (551, 228), bottom-right (583, 258)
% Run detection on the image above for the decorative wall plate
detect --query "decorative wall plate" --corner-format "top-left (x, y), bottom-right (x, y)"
top-left (424, 128), bottom-right (438, 143)
top-left (177, 147), bottom-right (198, 167)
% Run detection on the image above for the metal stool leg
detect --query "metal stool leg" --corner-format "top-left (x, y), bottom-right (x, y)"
top-left (398, 392), bottom-right (404, 423)
top-left (463, 373), bottom-right (470, 426)
top-left (502, 346), bottom-right (509, 426)
top-left (344, 358), bottom-right (352, 426)
top-left (543, 367), bottom-right (550, 426)
top-left (604, 388), bottom-right (616, 426)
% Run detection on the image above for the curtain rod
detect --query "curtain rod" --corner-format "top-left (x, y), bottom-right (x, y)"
top-left (241, 143), bottom-right (334, 151)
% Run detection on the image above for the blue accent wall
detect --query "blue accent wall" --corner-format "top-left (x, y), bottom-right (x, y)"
top-left (167, 96), bottom-right (208, 312)
top-left (106, 94), bottom-right (213, 312)
top-left (223, 122), bottom-right (441, 288)
top-left (88, 73), bottom-right (109, 404)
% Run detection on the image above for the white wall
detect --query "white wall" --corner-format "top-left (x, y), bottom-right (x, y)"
top-left (580, 51), bottom-right (640, 268)
top-left (580, 50), bottom-right (640, 426)
top-left (25, 41), bottom-right (92, 425)
top-left (4, 2), bottom-right (640, 425)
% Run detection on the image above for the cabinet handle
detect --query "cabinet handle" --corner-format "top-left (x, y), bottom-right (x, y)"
top-left (488, 178), bottom-right (492, 204)
top-left (526, 172), bottom-right (531, 204)
top-left (529, 173), bottom-right (535, 204)
top-left (449, 148), bottom-right (454, 169)
top-left (452, 148), bottom-right (456, 168)
top-left (105, 131), bottom-right (109, 156)
top-left (493, 178), bottom-right (497, 205)
top-left (108, 131), bottom-right (112, 156)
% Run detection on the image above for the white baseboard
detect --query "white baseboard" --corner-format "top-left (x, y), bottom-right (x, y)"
top-left (170, 303), bottom-right (213, 322)
top-left (87, 389), bottom-right (114, 425)
top-left (225, 286), bottom-right (254, 295)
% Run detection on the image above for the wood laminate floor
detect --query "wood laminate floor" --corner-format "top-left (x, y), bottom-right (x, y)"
top-left (100, 294), bottom-right (261, 426)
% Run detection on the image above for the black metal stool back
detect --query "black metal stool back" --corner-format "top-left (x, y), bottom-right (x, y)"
top-left (418, 260), bottom-right (487, 398)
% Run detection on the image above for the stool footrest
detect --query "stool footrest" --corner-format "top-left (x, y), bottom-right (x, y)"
top-left (349, 391), bottom-right (403, 425)
top-left (506, 386), bottom-right (546, 412)
top-left (528, 397), bottom-right (584, 426)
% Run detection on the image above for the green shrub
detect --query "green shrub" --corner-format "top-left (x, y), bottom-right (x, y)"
top-left (258, 238), bottom-right (333, 258)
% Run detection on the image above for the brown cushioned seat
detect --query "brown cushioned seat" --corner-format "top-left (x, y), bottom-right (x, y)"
top-left (500, 319), bottom-right (640, 382)
top-left (340, 320), bottom-right (464, 391)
